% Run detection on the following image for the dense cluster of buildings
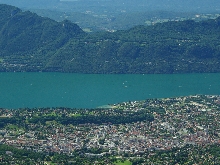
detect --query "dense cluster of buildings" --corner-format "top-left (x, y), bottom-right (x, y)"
top-left (0, 95), bottom-right (220, 157)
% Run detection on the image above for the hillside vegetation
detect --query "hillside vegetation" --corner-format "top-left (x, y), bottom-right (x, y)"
top-left (0, 4), bottom-right (220, 73)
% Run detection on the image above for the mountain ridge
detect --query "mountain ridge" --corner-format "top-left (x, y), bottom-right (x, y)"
top-left (0, 4), bottom-right (84, 54)
top-left (0, 4), bottom-right (220, 74)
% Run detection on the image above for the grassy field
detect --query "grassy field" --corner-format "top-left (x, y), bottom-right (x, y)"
top-left (114, 160), bottom-right (132, 165)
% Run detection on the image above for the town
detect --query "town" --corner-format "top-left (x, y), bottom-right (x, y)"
top-left (1, 94), bottom-right (220, 164)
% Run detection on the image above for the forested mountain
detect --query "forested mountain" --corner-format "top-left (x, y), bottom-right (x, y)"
top-left (0, 4), bottom-right (220, 74)
top-left (0, 4), bottom-right (84, 53)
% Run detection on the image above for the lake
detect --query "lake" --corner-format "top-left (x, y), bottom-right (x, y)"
top-left (0, 72), bottom-right (220, 109)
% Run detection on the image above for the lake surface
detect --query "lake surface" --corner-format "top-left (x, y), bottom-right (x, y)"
top-left (0, 72), bottom-right (220, 109)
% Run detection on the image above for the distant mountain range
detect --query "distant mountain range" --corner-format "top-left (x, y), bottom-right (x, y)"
top-left (0, 0), bottom-right (220, 13)
top-left (29, 9), bottom-right (220, 32)
top-left (1, 0), bottom-right (220, 32)
top-left (0, 4), bottom-right (220, 74)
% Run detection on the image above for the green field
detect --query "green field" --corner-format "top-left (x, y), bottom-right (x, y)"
top-left (114, 160), bottom-right (132, 165)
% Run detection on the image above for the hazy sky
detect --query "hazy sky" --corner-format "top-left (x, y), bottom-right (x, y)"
top-left (0, 0), bottom-right (219, 12)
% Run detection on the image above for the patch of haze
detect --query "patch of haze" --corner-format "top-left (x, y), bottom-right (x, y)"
top-left (0, 0), bottom-right (219, 12)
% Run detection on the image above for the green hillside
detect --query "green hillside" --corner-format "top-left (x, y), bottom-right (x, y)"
top-left (0, 4), bottom-right (220, 73)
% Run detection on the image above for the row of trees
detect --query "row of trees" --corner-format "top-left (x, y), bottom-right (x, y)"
top-left (28, 109), bottom-right (154, 125)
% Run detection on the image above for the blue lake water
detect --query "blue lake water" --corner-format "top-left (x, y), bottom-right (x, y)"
top-left (0, 72), bottom-right (220, 109)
